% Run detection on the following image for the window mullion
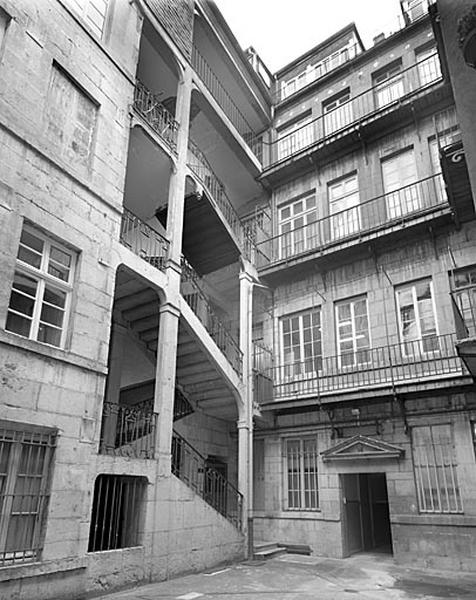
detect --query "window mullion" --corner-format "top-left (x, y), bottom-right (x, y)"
top-left (31, 279), bottom-right (46, 342)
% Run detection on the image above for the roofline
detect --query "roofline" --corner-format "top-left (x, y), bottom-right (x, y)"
top-left (275, 22), bottom-right (365, 77)
top-left (200, 0), bottom-right (272, 99)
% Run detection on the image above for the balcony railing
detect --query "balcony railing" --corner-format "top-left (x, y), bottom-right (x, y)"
top-left (192, 47), bottom-right (261, 161)
top-left (120, 208), bottom-right (169, 272)
top-left (181, 257), bottom-right (243, 376)
top-left (451, 292), bottom-right (476, 339)
top-left (256, 174), bottom-right (447, 269)
top-left (260, 333), bottom-right (464, 403)
top-left (133, 80), bottom-right (179, 151)
top-left (253, 341), bottom-right (273, 406)
top-left (172, 431), bottom-right (242, 529)
top-left (187, 139), bottom-right (245, 245)
top-left (269, 53), bottom-right (442, 166)
top-left (99, 400), bottom-right (157, 459)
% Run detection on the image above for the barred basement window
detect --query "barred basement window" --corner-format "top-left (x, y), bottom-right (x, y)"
top-left (5, 224), bottom-right (76, 348)
top-left (0, 421), bottom-right (56, 566)
top-left (285, 437), bottom-right (319, 510)
top-left (412, 424), bottom-right (463, 514)
top-left (88, 475), bottom-right (146, 552)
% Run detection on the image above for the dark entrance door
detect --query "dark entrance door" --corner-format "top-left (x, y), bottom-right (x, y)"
top-left (342, 472), bottom-right (392, 556)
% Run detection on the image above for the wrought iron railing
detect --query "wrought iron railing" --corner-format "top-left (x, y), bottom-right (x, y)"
top-left (181, 257), bottom-right (243, 376)
top-left (258, 333), bottom-right (464, 403)
top-left (133, 80), bottom-right (179, 151)
top-left (99, 401), bottom-right (158, 459)
top-left (269, 53), bottom-right (442, 166)
top-left (192, 46), bottom-right (261, 161)
top-left (187, 139), bottom-right (244, 243)
top-left (450, 292), bottom-right (476, 339)
top-left (256, 174), bottom-right (447, 268)
top-left (120, 208), bottom-right (169, 271)
top-left (172, 431), bottom-right (243, 529)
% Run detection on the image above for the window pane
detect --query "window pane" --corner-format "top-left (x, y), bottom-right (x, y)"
top-left (37, 324), bottom-right (62, 347)
top-left (12, 273), bottom-right (38, 299)
top-left (5, 313), bottom-right (32, 337)
top-left (9, 291), bottom-right (35, 318)
top-left (40, 304), bottom-right (64, 328)
top-left (17, 246), bottom-right (42, 269)
top-left (19, 230), bottom-right (44, 255)
top-left (43, 286), bottom-right (66, 309)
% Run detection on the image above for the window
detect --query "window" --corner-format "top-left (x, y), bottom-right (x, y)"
top-left (88, 475), bottom-right (146, 552)
top-left (403, 0), bottom-right (431, 23)
top-left (328, 173), bottom-right (360, 240)
top-left (451, 265), bottom-right (476, 337)
top-left (416, 45), bottom-right (442, 87)
top-left (381, 149), bottom-right (420, 218)
top-left (0, 421), bottom-right (56, 566)
top-left (67, 0), bottom-right (109, 37)
top-left (280, 309), bottom-right (322, 376)
top-left (277, 115), bottom-right (314, 160)
top-left (395, 279), bottom-right (438, 356)
top-left (279, 194), bottom-right (318, 258)
top-left (373, 62), bottom-right (404, 109)
top-left (323, 90), bottom-right (353, 135)
top-left (46, 65), bottom-right (98, 171)
top-left (6, 224), bottom-right (76, 348)
top-left (285, 437), bottom-right (319, 510)
top-left (335, 296), bottom-right (370, 367)
top-left (412, 424), bottom-right (462, 513)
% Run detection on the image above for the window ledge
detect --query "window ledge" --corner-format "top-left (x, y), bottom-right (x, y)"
top-left (0, 330), bottom-right (108, 375)
top-left (0, 556), bottom-right (86, 582)
top-left (391, 513), bottom-right (476, 527)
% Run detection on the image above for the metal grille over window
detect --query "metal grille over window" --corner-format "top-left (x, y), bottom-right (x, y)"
top-left (285, 437), bottom-right (319, 510)
top-left (412, 424), bottom-right (463, 514)
top-left (0, 422), bottom-right (56, 566)
top-left (6, 225), bottom-right (76, 348)
top-left (88, 475), bottom-right (146, 552)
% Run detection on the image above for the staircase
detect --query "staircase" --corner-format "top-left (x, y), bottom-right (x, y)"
top-left (253, 541), bottom-right (312, 560)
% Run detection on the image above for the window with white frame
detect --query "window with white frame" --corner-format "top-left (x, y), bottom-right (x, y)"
top-left (285, 437), bottom-right (319, 510)
top-left (412, 424), bottom-right (463, 514)
top-left (335, 296), bottom-right (370, 368)
top-left (373, 61), bottom-right (404, 109)
top-left (381, 148), bottom-right (420, 218)
top-left (416, 45), bottom-right (442, 87)
top-left (279, 194), bottom-right (318, 259)
top-left (0, 421), bottom-right (56, 566)
top-left (5, 225), bottom-right (76, 348)
top-left (451, 265), bottom-right (476, 337)
top-left (67, 0), bottom-right (109, 37)
top-left (395, 279), bottom-right (438, 356)
top-left (280, 309), bottom-right (322, 377)
top-left (323, 90), bottom-right (353, 135)
top-left (328, 173), bottom-right (360, 240)
top-left (277, 115), bottom-right (314, 160)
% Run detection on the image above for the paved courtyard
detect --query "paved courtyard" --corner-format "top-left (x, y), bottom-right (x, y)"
top-left (93, 552), bottom-right (476, 600)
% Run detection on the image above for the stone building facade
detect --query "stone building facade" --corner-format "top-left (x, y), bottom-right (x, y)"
top-left (250, 0), bottom-right (476, 572)
top-left (0, 0), bottom-right (270, 598)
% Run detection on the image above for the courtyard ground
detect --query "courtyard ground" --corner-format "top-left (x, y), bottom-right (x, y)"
top-left (92, 551), bottom-right (476, 600)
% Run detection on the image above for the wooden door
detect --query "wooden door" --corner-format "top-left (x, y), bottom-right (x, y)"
top-left (342, 474), bottom-right (363, 556)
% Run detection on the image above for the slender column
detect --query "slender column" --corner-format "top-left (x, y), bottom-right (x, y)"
top-left (154, 65), bottom-right (193, 476)
top-left (238, 268), bottom-right (254, 556)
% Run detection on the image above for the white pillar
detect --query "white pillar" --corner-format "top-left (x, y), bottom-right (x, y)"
top-left (154, 65), bottom-right (192, 475)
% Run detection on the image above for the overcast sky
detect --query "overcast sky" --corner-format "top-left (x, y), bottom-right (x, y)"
top-left (214, 0), bottom-right (406, 73)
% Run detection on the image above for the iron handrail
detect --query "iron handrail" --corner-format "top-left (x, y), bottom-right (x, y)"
top-left (133, 80), bottom-right (179, 151)
top-left (172, 430), bottom-right (243, 529)
top-left (260, 333), bottom-right (464, 402)
top-left (268, 52), bottom-right (443, 165)
top-left (256, 173), bottom-right (447, 268)
top-left (99, 401), bottom-right (158, 459)
top-left (191, 46), bottom-right (262, 161)
top-left (181, 257), bottom-right (243, 376)
top-left (120, 208), bottom-right (169, 271)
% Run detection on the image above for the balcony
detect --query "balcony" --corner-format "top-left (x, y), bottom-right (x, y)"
top-left (133, 81), bottom-right (179, 152)
top-left (120, 208), bottom-right (169, 272)
top-left (181, 257), bottom-right (243, 376)
top-left (450, 292), bottom-right (476, 378)
top-left (258, 333), bottom-right (466, 407)
top-left (99, 400), bottom-right (158, 459)
top-left (192, 46), bottom-right (262, 161)
top-left (256, 174), bottom-right (449, 276)
top-left (264, 53), bottom-right (444, 177)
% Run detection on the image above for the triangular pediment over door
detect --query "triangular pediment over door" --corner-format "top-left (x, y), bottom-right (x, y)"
top-left (321, 434), bottom-right (405, 461)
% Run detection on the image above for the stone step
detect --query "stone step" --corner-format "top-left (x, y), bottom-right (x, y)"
top-left (253, 544), bottom-right (286, 560)
top-left (253, 541), bottom-right (312, 560)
